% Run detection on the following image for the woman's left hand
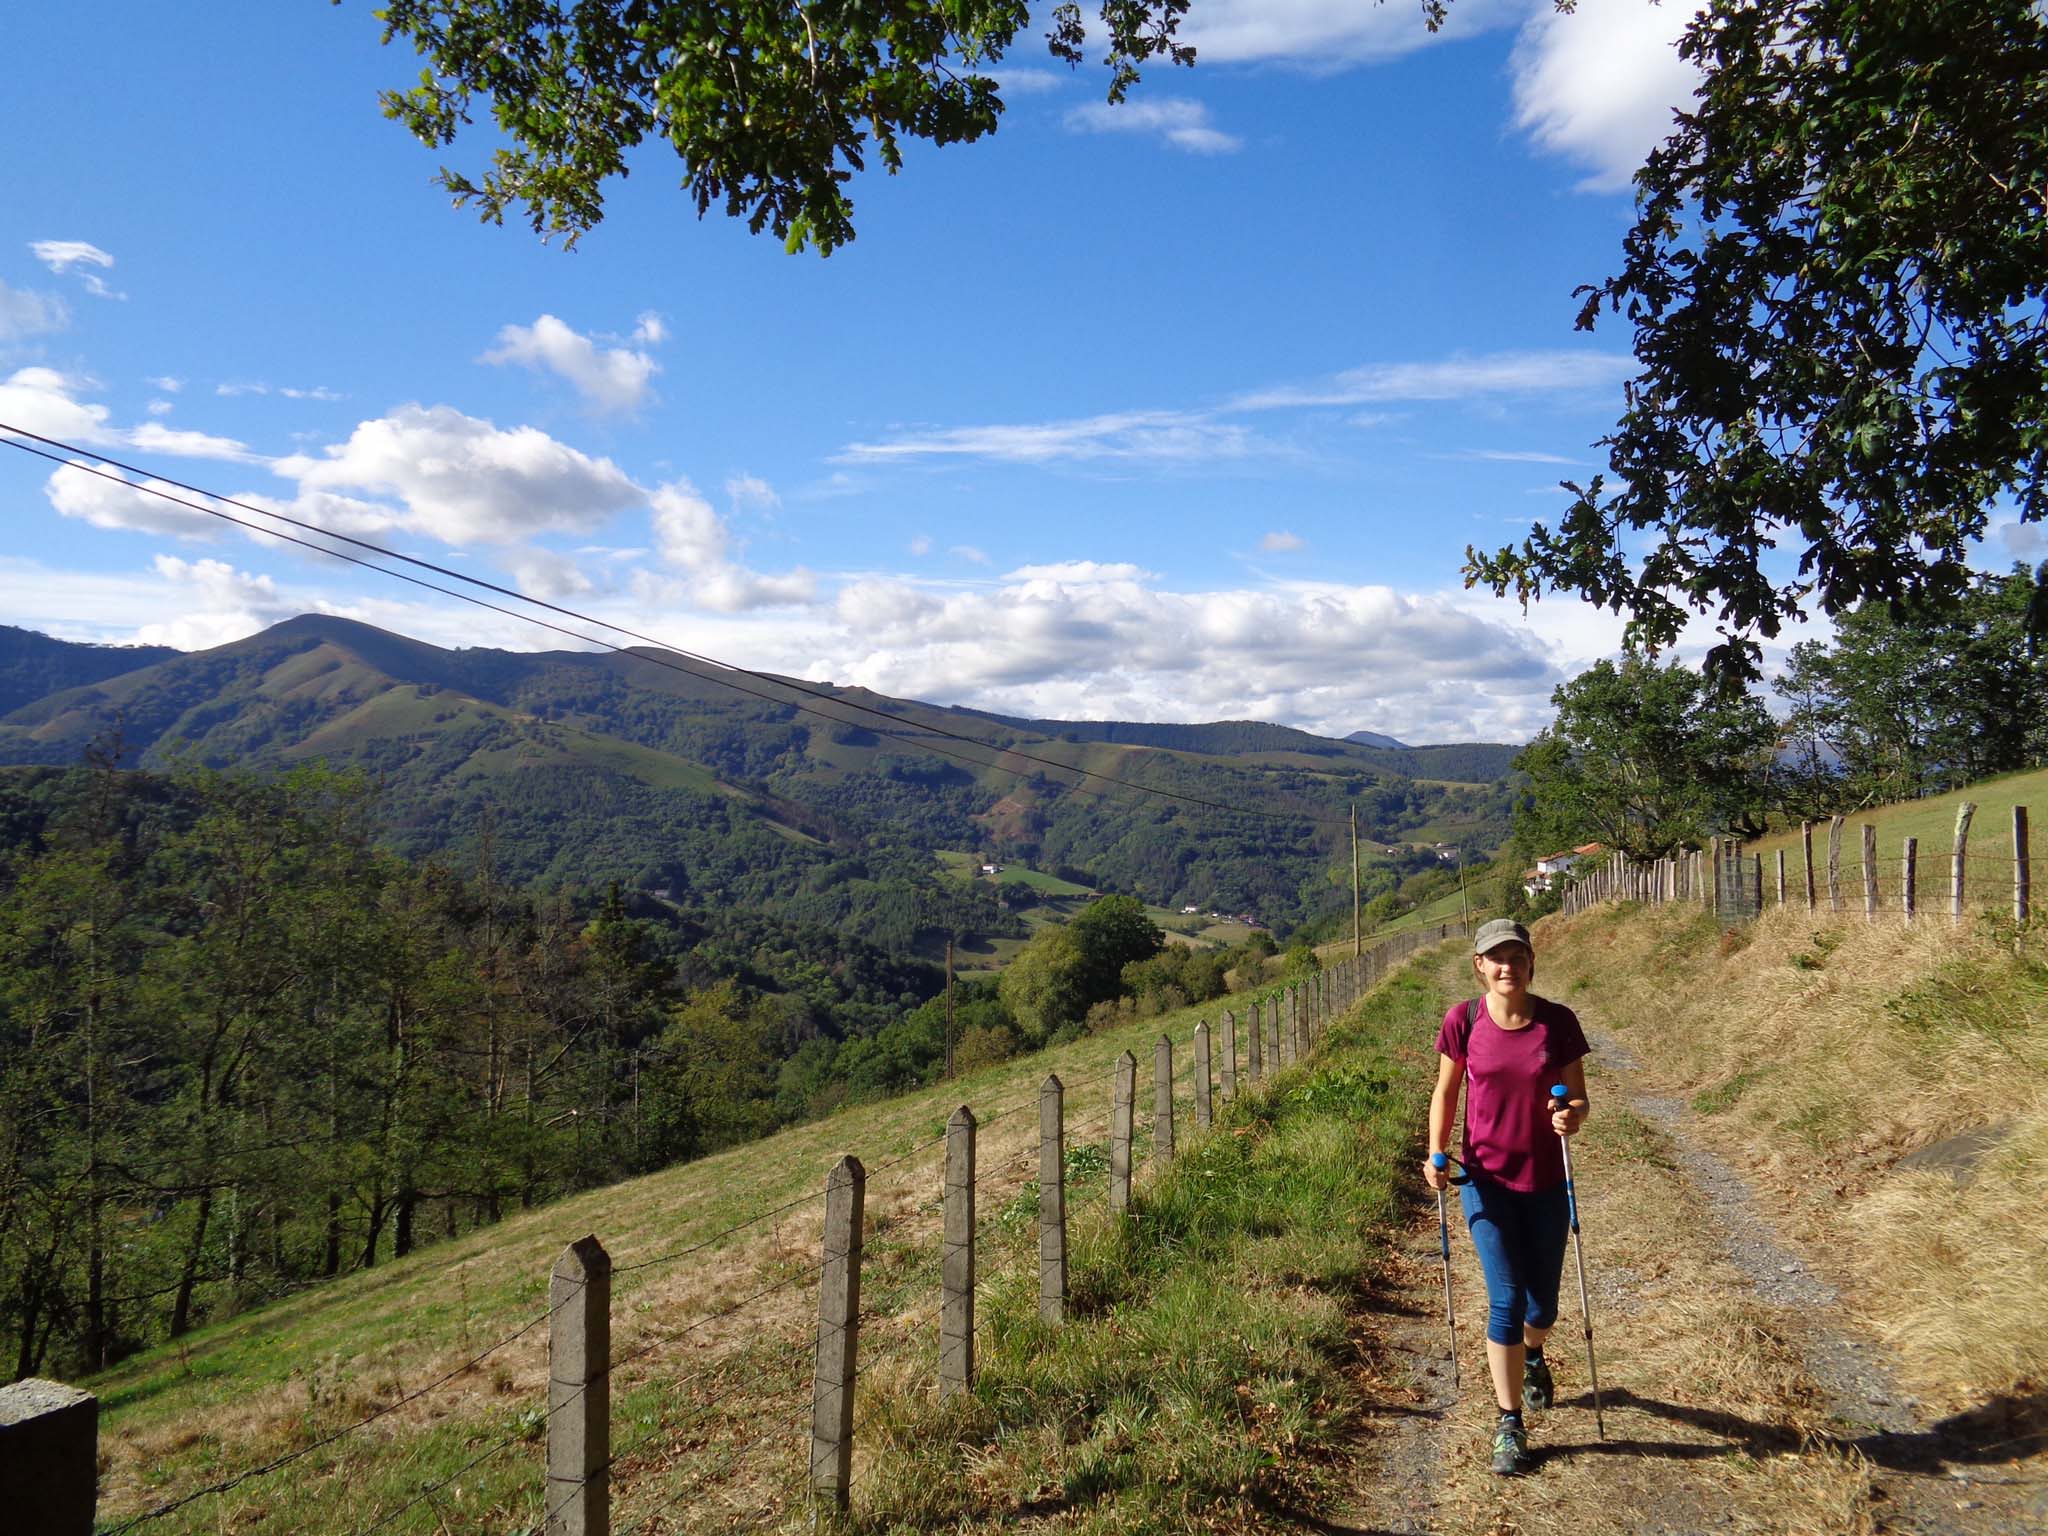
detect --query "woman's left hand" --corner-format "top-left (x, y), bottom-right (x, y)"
top-left (1551, 1102), bottom-right (1583, 1137)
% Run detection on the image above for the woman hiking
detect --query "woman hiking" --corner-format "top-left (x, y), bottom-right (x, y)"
top-left (1424, 917), bottom-right (1590, 1475)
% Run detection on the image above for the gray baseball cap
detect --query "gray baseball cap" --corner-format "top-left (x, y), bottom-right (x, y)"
top-left (1472, 918), bottom-right (1533, 955)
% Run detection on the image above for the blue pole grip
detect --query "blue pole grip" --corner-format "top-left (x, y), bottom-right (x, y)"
top-left (1550, 1084), bottom-right (1569, 1108)
top-left (1430, 1152), bottom-right (1448, 1171)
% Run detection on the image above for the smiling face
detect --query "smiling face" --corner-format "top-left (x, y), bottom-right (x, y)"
top-left (1473, 940), bottom-right (1535, 998)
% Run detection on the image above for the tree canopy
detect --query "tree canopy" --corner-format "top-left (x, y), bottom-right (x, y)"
top-left (1468, 0), bottom-right (2048, 682)
top-left (372, 0), bottom-right (1199, 253)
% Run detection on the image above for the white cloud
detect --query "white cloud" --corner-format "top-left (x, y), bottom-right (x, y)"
top-left (1261, 530), bottom-right (1305, 552)
top-left (649, 480), bottom-right (728, 571)
top-left (279, 385), bottom-right (343, 402)
top-left (218, 381), bottom-right (343, 401)
top-left (989, 68), bottom-right (1067, 95)
top-left (274, 404), bottom-right (642, 545)
top-left (0, 367), bottom-right (117, 444)
top-left (908, 534), bottom-right (933, 557)
top-left (841, 407), bottom-right (1265, 465)
top-left (1456, 448), bottom-right (1583, 465)
top-left (631, 311), bottom-right (667, 345)
top-left (30, 240), bottom-right (124, 299)
top-left (951, 545), bottom-right (992, 565)
top-left (1180, 0), bottom-right (1521, 66)
top-left (145, 399), bottom-right (174, 417)
top-left (45, 461), bottom-right (219, 540)
top-left (1005, 561), bottom-right (1154, 585)
top-left (725, 473), bottom-right (780, 513)
top-left (0, 280), bottom-right (68, 342)
top-left (128, 421), bottom-right (261, 463)
top-left (147, 376), bottom-right (183, 393)
top-left (1234, 350), bottom-right (1635, 410)
top-left (645, 478), bottom-right (813, 611)
top-left (1065, 97), bottom-right (1241, 154)
top-left (1511, 0), bottom-right (1704, 192)
top-left (508, 547), bottom-right (598, 600)
top-left (482, 313), bottom-right (659, 413)
top-left (131, 556), bottom-right (290, 649)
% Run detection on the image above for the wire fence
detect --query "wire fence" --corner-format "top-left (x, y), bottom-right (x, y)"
top-left (1561, 802), bottom-right (2035, 929)
top-left (46, 925), bottom-right (1468, 1534)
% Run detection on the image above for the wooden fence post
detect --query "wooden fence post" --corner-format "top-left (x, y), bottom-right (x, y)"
top-left (1038, 1076), bottom-right (1066, 1322)
top-left (1802, 821), bottom-right (1816, 911)
top-left (1153, 1035), bottom-right (1174, 1165)
top-left (546, 1235), bottom-right (610, 1536)
top-left (0, 1380), bottom-right (96, 1536)
top-left (1110, 1051), bottom-right (1136, 1214)
top-left (1751, 854), bottom-right (1764, 919)
top-left (1267, 995), bottom-right (1282, 1070)
top-left (1953, 802), bottom-right (1977, 923)
top-left (811, 1156), bottom-right (865, 1514)
top-left (941, 1107), bottom-right (975, 1396)
top-left (1904, 838), bottom-right (1918, 925)
top-left (1827, 817), bottom-right (1845, 912)
top-left (1247, 1001), bottom-right (1264, 1083)
top-left (1863, 824), bottom-right (1879, 922)
top-left (1220, 1010), bottom-right (1237, 1101)
top-left (2016, 806), bottom-right (2031, 923)
top-left (1193, 1021), bottom-right (1213, 1129)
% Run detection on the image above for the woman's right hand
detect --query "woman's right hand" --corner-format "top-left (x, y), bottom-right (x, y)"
top-left (1423, 1155), bottom-right (1448, 1192)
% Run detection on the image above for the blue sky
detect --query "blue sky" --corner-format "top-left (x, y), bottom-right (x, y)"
top-left (2, 0), bottom-right (1749, 741)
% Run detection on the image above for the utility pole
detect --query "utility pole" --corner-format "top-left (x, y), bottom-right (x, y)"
top-left (944, 937), bottom-right (956, 1078)
top-left (1351, 805), bottom-right (1362, 957)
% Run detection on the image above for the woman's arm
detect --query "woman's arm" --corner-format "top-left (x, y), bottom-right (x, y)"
top-left (1423, 1052), bottom-right (1463, 1188)
top-left (1550, 1055), bottom-right (1590, 1136)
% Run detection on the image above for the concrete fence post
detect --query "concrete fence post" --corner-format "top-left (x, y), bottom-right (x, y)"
top-left (1153, 1035), bottom-right (1175, 1165)
top-left (546, 1236), bottom-right (610, 1536)
top-left (1863, 824), bottom-right (1879, 922)
top-left (811, 1156), bottom-right (865, 1513)
top-left (0, 1379), bottom-right (96, 1536)
top-left (1038, 1076), bottom-right (1066, 1322)
top-left (1953, 802), bottom-right (1977, 923)
top-left (941, 1106), bottom-right (975, 1396)
top-left (1247, 1001), bottom-right (1264, 1083)
top-left (1193, 1021), bottom-right (1213, 1130)
top-left (1110, 1052), bottom-right (1136, 1214)
top-left (1776, 849), bottom-right (1786, 908)
top-left (1220, 1010), bottom-right (1238, 1101)
top-left (2015, 807), bottom-right (2030, 924)
top-left (1828, 817), bottom-right (1845, 913)
top-left (1904, 837), bottom-right (1918, 924)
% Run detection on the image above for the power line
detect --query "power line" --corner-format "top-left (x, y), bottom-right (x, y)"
top-left (0, 424), bottom-right (1351, 828)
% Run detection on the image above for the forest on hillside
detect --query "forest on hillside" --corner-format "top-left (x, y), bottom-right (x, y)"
top-left (0, 755), bottom-right (1293, 1382)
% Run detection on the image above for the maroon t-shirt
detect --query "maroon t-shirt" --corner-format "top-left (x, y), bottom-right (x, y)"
top-left (1434, 996), bottom-right (1589, 1192)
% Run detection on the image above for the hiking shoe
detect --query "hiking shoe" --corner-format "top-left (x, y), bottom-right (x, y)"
top-left (1490, 1421), bottom-right (1532, 1476)
top-left (1522, 1354), bottom-right (1553, 1413)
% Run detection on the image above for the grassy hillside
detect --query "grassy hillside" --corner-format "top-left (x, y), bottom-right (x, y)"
top-left (1537, 896), bottom-right (2047, 1410)
top-left (82, 921), bottom-right (1449, 1536)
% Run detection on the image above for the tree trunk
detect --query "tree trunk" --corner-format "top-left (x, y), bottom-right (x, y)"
top-left (170, 1187), bottom-right (214, 1338)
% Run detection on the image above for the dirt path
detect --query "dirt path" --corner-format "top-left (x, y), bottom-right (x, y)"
top-left (1319, 1036), bottom-right (2048, 1536)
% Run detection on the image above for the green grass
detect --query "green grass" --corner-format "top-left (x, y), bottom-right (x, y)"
top-left (1746, 763), bottom-right (2046, 876)
top-left (842, 951), bottom-right (1458, 1534)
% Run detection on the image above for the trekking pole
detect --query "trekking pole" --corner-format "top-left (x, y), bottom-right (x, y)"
top-left (1551, 1084), bottom-right (1605, 1438)
top-left (1429, 1151), bottom-right (1461, 1389)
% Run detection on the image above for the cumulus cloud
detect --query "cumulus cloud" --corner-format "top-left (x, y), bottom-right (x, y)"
top-left (131, 555), bottom-right (291, 650)
top-left (147, 376), bottom-right (183, 393)
top-left (631, 312), bottom-right (667, 345)
top-left (644, 478), bottom-right (813, 610)
top-left (145, 399), bottom-right (175, 417)
top-left (1511, 0), bottom-right (1704, 191)
top-left (483, 313), bottom-right (659, 413)
top-left (0, 367), bottom-right (117, 444)
top-left (30, 240), bottom-right (124, 299)
top-left (273, 404), bottom-right (642, 545)
top-left (45, 461), bottom-right (219, 540)
top-left (815, 570), bottom-right (1567, 740)
top-left (508, 547), bottom-right (598, 600)
top-left (1260, 530), bottom-right (1305, 552)
top-left (1065, 97), bottom-right (1241, 154)
top-left (1005, 561), bottom-right (1154, 585)
top-left (0, 280), bottom-right (68, 342)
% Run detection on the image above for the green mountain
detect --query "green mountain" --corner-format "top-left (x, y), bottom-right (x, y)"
top-left (0, 616), bottom-right (1516, 939)
top-left (0, 624), bottom-right (179, 717)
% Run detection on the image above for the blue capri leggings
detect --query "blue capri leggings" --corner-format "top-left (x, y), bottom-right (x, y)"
top-left (1459, 1176), bottom-right (1570, 1346)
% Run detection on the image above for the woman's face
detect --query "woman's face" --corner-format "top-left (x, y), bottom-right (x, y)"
top-left (1474, 941), bottom-right (1534, 993)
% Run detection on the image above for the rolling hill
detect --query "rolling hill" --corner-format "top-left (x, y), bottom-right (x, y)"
top-left (0, 617), bottom-right (1519, 941)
